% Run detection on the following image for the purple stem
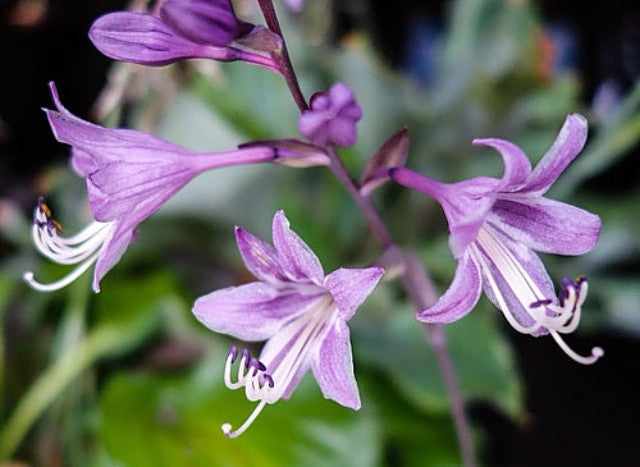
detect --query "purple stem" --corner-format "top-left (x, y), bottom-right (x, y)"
top-left (255, 3), bottom-right (476, 464)
top-left (256, 0), bottom-right (308, 113)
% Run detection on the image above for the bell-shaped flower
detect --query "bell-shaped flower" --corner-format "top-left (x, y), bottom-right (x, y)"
top-left (193, 210), bottom-right (383, 437)
top-left (25, 83), bottom-right (329, 293)
top-left (388, 115), bottom-right (603, 364)
top-left (89, 0), bottom-right (282, 72)
top-left (299, 82), bottom-right (363, 147)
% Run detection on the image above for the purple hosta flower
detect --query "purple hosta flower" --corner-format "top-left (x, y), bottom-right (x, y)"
top-left (193, 211), bottom-right (383, 437)
top-left (389, 115), bottom-right (603, 364)
top-left (299, 82), bottom-right (363, 147)
top-left (24, 83), bottom-right (329, 293)
top-left (89, 0), bottom-right (282, 72)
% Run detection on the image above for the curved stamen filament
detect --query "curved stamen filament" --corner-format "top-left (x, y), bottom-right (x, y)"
top-left (25, 199), bottom-right (115, 292)
top-left (220, 296), bottom-right (335, 438)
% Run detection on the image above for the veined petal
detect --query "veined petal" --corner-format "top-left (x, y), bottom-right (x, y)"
top-left (235, 226), bottom-right (287, 283)
top-left (472, 138), bottom-right (531, 190)
top-left (519, 114), bottom-right (588, 195)
top-left (89, 12), bottom-right (236, 66)
top-left (489, 197), bottom-right (601, 255)
top-left (324, 267), bottom-right (384, 321)
top-left (272, 210), bottom-right (324, 284)
top-left (472, 226), bottom-right (555, 335)
top-left (193, 282), bottom-right (324, 341)
top-left (160, 0), bottom-right (244, 46)
top-left (311, 319), bottom-right (361, 409)
top-left (92, 224), bottom-right (135, 292)
top-left (417, 252), bottom-right (481, 323)
top-left (390, 168), bottom-right (499, 257)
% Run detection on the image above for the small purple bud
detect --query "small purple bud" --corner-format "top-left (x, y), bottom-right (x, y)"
top-left (160, 0), bottom-right (246, 47)
top-left (299, 82), bottom-right (362, 147)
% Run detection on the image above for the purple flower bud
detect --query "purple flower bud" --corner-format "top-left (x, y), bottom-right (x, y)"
top-left (299, 82), bottom-right (362, 147)
top-left (160, 0), bottom-right (247, 47)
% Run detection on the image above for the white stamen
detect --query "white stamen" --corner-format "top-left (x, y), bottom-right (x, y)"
top-left (25, 202), bottom-right (115, 292)
top-left (221, 295), bottom-right (334, 437)
top-left (473, 225), bottom-right (603, 364)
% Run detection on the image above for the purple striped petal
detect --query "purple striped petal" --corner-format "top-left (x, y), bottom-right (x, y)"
top-left (489, 197), bottom-right (601, 255)
top-left (474, 227), bottom-right (555, 335)
top-left (472, 138), bottom-right (532, 190)
top-left (519, 114), bottom-right (588, 195)
top-left (311, 319), bottom-right (361, 409)
top-left (160, 0), bottom-right (244, 46)
top-left (92, 225), bottom-right (136, 293)
top-left (324, 267), bottom-right (384, 321)
top-left (235, 226), bottom-right (288, 283)
top-left (89, 12), bottom-right (236, 66)
top-left (272, 210), bottom-right (324, 284)
top-left (417, 252), bottom-right (481, 323)
top-left (192, 282), bottom-right (324, 341)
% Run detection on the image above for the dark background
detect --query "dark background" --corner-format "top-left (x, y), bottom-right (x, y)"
top-left (1, 1), bottom-right (639, 465)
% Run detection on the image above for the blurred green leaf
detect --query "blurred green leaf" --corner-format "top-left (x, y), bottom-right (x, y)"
top-left (99, 358), bottom-right (382, 467)
top-left (354, 293), bottom-right (522, 417)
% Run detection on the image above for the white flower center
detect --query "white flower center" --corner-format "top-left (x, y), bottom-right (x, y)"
top-left (23, 199), bottom-right (115, 292)
top-left (471, 225), bottom-right (603, 365)
top-left (221, 294), bottom-right (335, 438)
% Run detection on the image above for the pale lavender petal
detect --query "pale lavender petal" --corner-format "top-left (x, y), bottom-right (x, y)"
top-left (92, 225), bottom-right (136, 292)
top-left (272, 210), bottom-right (324, 284)
top-left (472, 138), bottom-right (531, 190)
top-left (417, 252), bottom-right (481, 323)
top-left (489, 197), bottom-right (601, 255)
top-left (390, 168), bottom-right (499, 256)
top-left (160, 0), bottom-right (245, 46)
top-left (193, 282), bottom-right (323, 341)
top-left (324, 267), bottom-right (384, 321)
top-left (311, 319), bottom-right (360, 409)
top-left (235, 226), bottom-right (288, 283)
top-left (519, 114), bottom-right (588, 195)
top-left (475, 227), bottom-right (554, 335)
top-left (89, 12), bottom-right (236, 66)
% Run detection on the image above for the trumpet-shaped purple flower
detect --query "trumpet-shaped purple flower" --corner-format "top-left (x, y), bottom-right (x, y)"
top-left (389, 115), bottom-right (603, 364)
top-left (193, 210), bottom-right (383, 437)
top-left (299, 82), bottom-right (363, 147)
top-left (24, 83), bottom-right (329, 293)
top-left (89, 0), bottom-right (282, 72)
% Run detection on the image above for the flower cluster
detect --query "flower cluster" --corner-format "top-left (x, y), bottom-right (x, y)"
top-left (25, 0), bottom-right (604, 443)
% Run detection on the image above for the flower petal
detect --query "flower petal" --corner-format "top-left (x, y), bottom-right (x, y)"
top-left (417, 252), bottom-right (481, 323)
top-left (89, 12), bottom-right (235, 66)
top-left (272, 210), bottom-right (324, 284)
top-left (474, 226), bottom-right (555, 335)
top-left (472, 138), bottom-right (532, 190)
top-left (235, 226), bottom-right (288, 283)
top-left (160, 0), bottom-right (243, 46)
top-left (311, 319), bottom-right (361, 409)
top-left (324, 267), bottom-right (384, 321)
top-left (193, 282), bottom-right (323, 341)
top-left (92, 224), bottom-right (135, 293)
top-left (489, 197), bottom-right (601, 255)
top-left (520, 114), bottom-right (588, 195)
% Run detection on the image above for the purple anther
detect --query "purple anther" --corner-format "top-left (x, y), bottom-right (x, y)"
top-left (530, 298), bottom-right (553, 308)
top-left (227, 345), bottom-right (238, 363)
top-left (263, 374), bottom-right (274, 388)
top-left (247, 358), bottom-right (263, 375)
top-left (257, 361), bottom-right (266, 372)
top-left (241, 348), bottom-right (250, 363)
top-left (576, 275), bottom-right (588, 286)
